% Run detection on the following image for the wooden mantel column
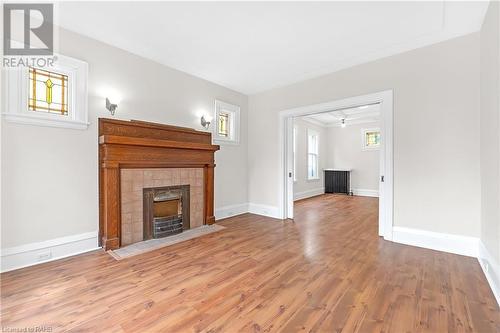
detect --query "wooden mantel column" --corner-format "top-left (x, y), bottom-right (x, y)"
top-left (101, 162), bottom-right (120, 250)
top-left (204, 165), bottom-right (215, 225)
top-left (98, 118), bottom-right (219, 251)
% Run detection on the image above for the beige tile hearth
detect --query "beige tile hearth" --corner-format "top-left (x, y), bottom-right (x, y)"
top-left (108, 224), bottom-right (226, 260)
top-left (120, 168), bottom-right (204, 246)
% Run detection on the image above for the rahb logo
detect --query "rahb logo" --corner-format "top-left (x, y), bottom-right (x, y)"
top-left (3, 3), bottom-right (54, 56)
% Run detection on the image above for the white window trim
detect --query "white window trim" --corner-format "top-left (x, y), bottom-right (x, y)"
top-left (361, 127), bottom-right (381, 151)
top-left (213, 99), bottom-right (240, 145)
top-left (3, 53), bottom-right (89, 130)
top-left (307, 129), bottom-right (319, 180)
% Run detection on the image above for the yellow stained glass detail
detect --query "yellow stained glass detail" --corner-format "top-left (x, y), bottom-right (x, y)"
top-left (366, 131), bottom-right (381, 146)
top-left (28, 67), bottom-right (69, 115)
top-left (218, 113), bottom-right (229, 137)
top-left (45, 78), bottom-right (54, 104)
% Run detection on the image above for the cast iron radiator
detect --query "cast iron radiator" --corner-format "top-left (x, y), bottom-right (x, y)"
top-left (324, 170), bottom-right (352, 195)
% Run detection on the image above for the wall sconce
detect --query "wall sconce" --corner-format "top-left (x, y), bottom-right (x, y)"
top-left (201, 115), bottom-right (212, 129)
top-left (106, 98), bottom-right (118, 116)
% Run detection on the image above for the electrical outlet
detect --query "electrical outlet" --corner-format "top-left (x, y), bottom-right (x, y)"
top-left (37, 251), bottom-right (52, 262)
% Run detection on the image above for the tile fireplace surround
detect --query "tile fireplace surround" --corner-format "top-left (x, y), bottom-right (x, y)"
top-left (121, 168), bottom-right (204, 246)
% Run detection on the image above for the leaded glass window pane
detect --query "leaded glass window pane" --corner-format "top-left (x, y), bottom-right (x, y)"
top-left (218, 112), bottom-right (230, 137)
top-left (28, 67), bottom-right (69, 115)
top-left (365, 131), bottom-right (380, 147)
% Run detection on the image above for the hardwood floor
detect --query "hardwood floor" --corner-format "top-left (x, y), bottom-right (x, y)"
top-left (1, 194), bottom-right (499, 332)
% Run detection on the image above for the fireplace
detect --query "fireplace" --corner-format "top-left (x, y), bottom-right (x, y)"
top-left (98, 118), bottom-right (219, 250)
top-left (143, 185), bottom-right (190, 240)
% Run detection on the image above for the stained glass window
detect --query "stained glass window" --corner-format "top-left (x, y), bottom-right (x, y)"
top-left (365, 131), bottom-right (381, 147)
top-left (218, 112), bottom-right (230, 137)
top-left (214, 100), bottom-right (240, 144)
top-left (28, 67), bottom-right (68, 115)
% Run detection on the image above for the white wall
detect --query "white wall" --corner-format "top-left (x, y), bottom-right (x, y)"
top-left (326, 122), bottom-right (380, 194)
top-left (1, 28), bottom-right (248, 250)
top-left (479, 1), bottom-right (500, 291)
top-left (292, 118), bottom-right (326, 200)
top-left (248, 33), bottom-right (481, 237)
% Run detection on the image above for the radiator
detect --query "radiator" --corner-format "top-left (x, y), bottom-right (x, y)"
top-left (324, 170), bottom-right (352, 195)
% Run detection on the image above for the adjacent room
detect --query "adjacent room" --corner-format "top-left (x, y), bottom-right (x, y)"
top-left (293, 104), bottom-right (381, 198)
top-left (291, 103), bottom-right (382, 234)
top-left (1, 1), bottom-right (500, 332)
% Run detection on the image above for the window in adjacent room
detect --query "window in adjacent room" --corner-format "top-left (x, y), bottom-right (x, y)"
top-left (307, 130), bottom-right (319, 180)
top-left (293, 126), bottom-right (297, 182)
top-left (28, 67), bottom-right (69, 115)
top-left (214, 100), bottom-right (240, 144)
top-left (362, 128), bottom-right (381, 150)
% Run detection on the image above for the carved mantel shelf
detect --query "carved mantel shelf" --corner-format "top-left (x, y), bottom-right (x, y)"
top-left (98, 118), bottom-right (220, 250)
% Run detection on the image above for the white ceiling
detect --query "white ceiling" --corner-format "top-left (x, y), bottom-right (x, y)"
top-left (302, 104), bottom-right (380, 127)
top-left (56, 1), bottom-right (489, 95)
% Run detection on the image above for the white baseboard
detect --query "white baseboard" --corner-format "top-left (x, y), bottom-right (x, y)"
top-left (352, 188), bottom-right (379, 197)
top-left (1, 231), bottom-right (100, 273)
top-left (248, 203), bottom-right (282, 219)
top-left (478, 241), bottom-right (500, 306)
top-left (392, 227), bottom-right (499, 307)
top-left (294, 187), bottom-right (324, 201)
top-left (216, 202), bottom-right (283, 220)
top-left (392, 226), bottom-right (479, 257)
top-left (215, 203), bottom-right (249, 220)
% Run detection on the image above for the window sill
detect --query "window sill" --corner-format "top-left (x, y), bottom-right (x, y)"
top-left (3, 113), bottom-right (89, 130)
top-left (307, 177), bottom-right (320, 182)
top-left (362, 146), bottom-right (380, 151)
top-left (213, 138), bottom-right (240, 146)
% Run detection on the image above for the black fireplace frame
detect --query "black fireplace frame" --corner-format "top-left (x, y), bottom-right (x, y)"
top-left (143, 185), bottom-right (190, 240)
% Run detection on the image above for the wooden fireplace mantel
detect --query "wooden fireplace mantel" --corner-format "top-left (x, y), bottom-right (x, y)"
top-left (98, 118), bottom-right (220, 250)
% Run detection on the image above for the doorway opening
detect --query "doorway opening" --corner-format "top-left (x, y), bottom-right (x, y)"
top-left (279, 90), bottom-right (393, 240)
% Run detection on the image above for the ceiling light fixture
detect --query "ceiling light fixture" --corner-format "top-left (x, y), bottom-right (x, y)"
top-left (341, 119), bottom-right (346, 128)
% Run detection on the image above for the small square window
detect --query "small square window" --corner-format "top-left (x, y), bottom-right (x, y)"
top-left (214, 100), bottom-right (240, 144)
top-left (3, 53), bottom-right (88, 130)
top-left (362, 128), bottom-right (381, 150)
top-left (218, 112), bottom-right (230, 137)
